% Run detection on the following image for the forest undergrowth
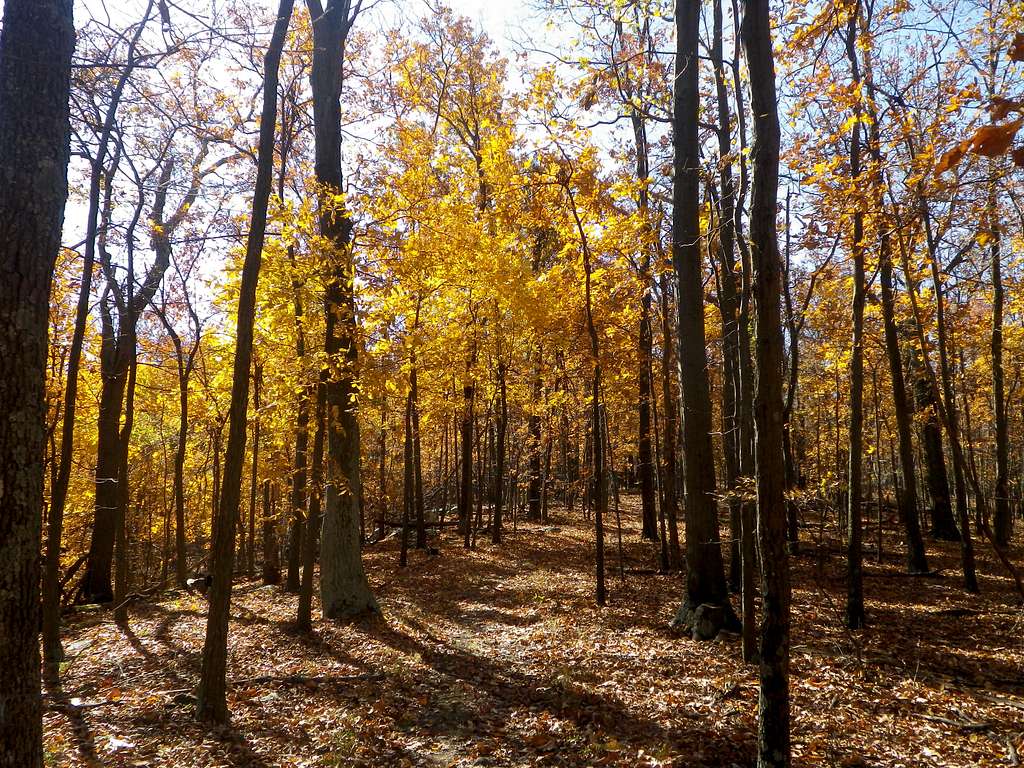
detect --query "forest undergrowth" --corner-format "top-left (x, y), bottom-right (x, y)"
top-left (44, 496), bottom-right (1024, 768)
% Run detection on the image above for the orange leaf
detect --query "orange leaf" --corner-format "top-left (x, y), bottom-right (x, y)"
top-left (969, 120), bottom-right (1023, 157)
top-left (935, 141), bottom-right (969, 175)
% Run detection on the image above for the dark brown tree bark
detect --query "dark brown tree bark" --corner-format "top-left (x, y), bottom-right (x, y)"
top-left (672, 0), bottom-right (735, 633)
top-left (196, 0), bottom-right (294, 723)
top-left (740, 0), bottom-right (791, 763)
top-left (305, 0), bottom-right (376, 619)
top-left (990, 189), bottom-right (1011, 547)
top-left (0, 1), bottom-right (74, 764)
top-left (492, 360), bottom-right (508, 544)
top-left (844, 8), bottom-right (866, 630)
top-left (912, 351), bottom-right (960, 541)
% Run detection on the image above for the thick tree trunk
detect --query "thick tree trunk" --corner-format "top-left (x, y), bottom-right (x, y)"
top-left (912, 354), bottom-right (959, 541)
top-left (196, 0), bottom-right (294, 723)
top-left (672, 0), bottom-right (735, 633)
top-left (305, 0), bottom-right (376, 620)
top-left (0, 1), bottom-right (74, 764)
top-left (740, 1), bottom-right (791, 763)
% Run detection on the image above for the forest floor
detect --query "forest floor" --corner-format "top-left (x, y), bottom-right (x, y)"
top-left (44, 496), bottom-right (1024, 767)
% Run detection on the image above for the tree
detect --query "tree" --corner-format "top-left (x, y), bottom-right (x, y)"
top-left (671, 0), bottom-right (735, 634)
top-left (305, 0), bottom-right (377, 620)
top-left (0, 0), bottom-right (75, 764)
top-left (740, 0), bottom-right (791, 763)
top-left (196, 0), bottom-right (295, 724)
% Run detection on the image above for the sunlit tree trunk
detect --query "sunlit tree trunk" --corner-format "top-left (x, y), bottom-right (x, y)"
top-left (672, 0), bottom-right (735, 633)
top-left (305, 0), bottom-right (376, 619)
top-left (196, 0), bottom-right (294, 723)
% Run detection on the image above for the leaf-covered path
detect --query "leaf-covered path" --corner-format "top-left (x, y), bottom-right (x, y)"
top-left (45, 499), bottom-right (1023, 767)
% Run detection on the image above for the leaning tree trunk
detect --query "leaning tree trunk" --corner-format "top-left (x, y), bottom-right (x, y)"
top-left (305, 0), bottom-right (376, 620)
top-left (740, 0), bottom-right (791, 764)
top-left (0, 1), bottom-right (74, 765)
top-left (196, 0), bottom-right (294, 724)
top-left (671, 0), bottom-right (735, 634)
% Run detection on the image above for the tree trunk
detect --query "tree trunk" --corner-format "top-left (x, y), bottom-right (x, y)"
top-left (0, 1), bottom-right (73, 763)
top-left (740, 1), bottom-right (791, 763)
top-left (196, 0), bottom-right (294, 723)
top-left (672, 0), bottom-right (735, 633)
top-left (305, 0), bottom-right (376, 620)
top-left (297, 378), bottom-right (327, 630)
top-left (990, 185), bottom-right (1010, 547)
top-left (844, 11), bottom-right (866, 630)
top-left (659, 272), bottom-right (681, 568)
top-left (912, 353), bottom-right (959, 541)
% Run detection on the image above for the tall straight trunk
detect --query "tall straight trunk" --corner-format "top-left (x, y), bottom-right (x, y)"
top-left (262, 478), bottom-right (280, 584)
top-left (659, 272), bottom-right (681, 567)
top-left (82, 315), bottom-right (130, 603)
top-left (400, 385), bottom-right (413, 567)
top-left (0, 1), bottom-right (74, 764)
top-left (113, 334), bottom-right (139, 622)
top-left (879, 236), bottom-right (928, 573)
top-left (844, 11), bottom-right (866, 630)
top-left (305, 0), bottom-right (376, 619)
top-left (196, 0), bottom-right (294, 723)
top-left (672, 0), bottom-right (734, 632)
top-left (247, 397), bottom-right (260, 577)
top-left (43, 2), bottom-right (146, 660)
top-left (740, 0), bottom-right (790, 763)
top-left (912, 352), bottom-right (959, 540)
top-left (781, 190), bottom-right (801, 549)
top-left (990, 185), bottom-right (1011, 546)
top-left (920, 197), bottom-right (977, 591)
top-left (172, 333), bottom-right (193, 585)
top-left (460, 358), bottom-right (475, 548)
top-left (155, 314), bottom-right (199, 588)
top-left (412, 356), bottom-right (426, 549)
top-left (492, 361), bottom-right (508, 544)
top-left (298, 377), bottom-right (327, 629)
top-left (286, 249), bottom-right (309, 592)
top-left (711, 0), bottom-right (742, 590)
top-left (527, 342), bottom-right (543, 521)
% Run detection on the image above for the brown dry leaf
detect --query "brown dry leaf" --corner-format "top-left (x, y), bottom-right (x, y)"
top-left (935, 140), bottom-right (969, 175)
top-left (1009, 32), bottom-right (1024, 62)
top-left (969, 119), bottom-right (1023, 157)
